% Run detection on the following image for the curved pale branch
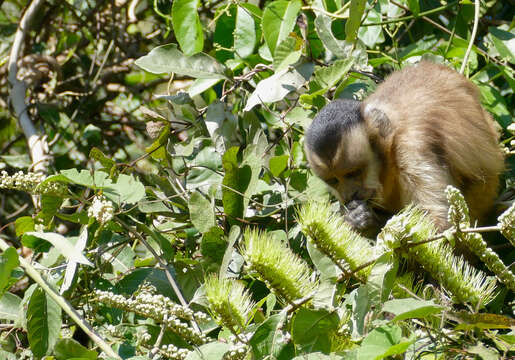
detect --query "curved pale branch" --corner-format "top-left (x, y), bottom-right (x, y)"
top-left (7, 0), bottom-right (50, 174)
top-left (460, 0), bottom-right (480, 75)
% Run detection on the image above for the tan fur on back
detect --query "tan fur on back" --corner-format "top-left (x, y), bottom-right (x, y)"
top-left (363, 62), bottom-right (504, 226)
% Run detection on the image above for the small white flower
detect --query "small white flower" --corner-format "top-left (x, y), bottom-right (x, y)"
top-left (87, 195), bottom-right (114, 224)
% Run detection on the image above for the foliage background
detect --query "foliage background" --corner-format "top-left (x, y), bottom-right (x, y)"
top-left (0, 0), bottom-right (514, 359)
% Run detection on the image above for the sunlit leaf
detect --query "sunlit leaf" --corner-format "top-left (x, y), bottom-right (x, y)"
top-left (171, 0), bottom-right (203, 56)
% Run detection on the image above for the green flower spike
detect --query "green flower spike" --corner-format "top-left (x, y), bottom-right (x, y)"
top-left (241, 228), bottom-right (317, 304)
top-left (378, 206), bottom-right (497, 306)
top-left (498, 202), bottom-right (515, 246)
top-left (297, 201), bottom-right (376, 281)
top-left (446, 186), bottom-right (515, 292)
top-left (204, 275), bottom-right (255, 332)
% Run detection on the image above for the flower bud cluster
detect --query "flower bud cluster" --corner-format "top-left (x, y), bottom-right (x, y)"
top-left (379, 206), bottom-right (496, 306)
top-left (87, 195), bottom-right (114, 224)
top-left (0, 171), bottom-right (67, 195)
top-left (460, 232), bottom-right (515, 292)
top-left (94, 289), bottom-right (207, 345)
top-left (241, 229), bottom-right (317, 303)
top-left (204, 275), bottom-right (254, 331)
top-left (446, 186), bottom-right (470, 228)
top-left (159, 343), bottom-right (191, 360)
top-left (498, 203), bottom-right (515, 246)
top-left (297, 202), bottom-right (376, 282)
top-left (223, 337), bottom-right (249, 360)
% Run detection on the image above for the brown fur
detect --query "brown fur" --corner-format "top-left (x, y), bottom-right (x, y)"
top-left (306, 62), bottom-right (504, 230)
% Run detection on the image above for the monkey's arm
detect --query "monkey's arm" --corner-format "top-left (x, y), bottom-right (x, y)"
top-left (397, 149), bottom-right (454, 230)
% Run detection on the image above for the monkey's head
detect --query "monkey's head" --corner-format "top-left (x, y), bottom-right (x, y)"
top-left (304, 99), bottom-right (385, 207)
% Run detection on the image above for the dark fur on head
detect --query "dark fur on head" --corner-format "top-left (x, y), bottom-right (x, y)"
top-left (305, 99), bottom-right (362, 160)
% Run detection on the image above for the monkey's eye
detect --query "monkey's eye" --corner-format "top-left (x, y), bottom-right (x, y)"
top-left (325, 178), bottom-right (339, 186)
top-left (345, 168), bottom-right (363, 178)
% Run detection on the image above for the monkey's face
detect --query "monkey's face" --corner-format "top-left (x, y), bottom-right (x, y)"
top-left (306, 125), bottom-right (383, 206)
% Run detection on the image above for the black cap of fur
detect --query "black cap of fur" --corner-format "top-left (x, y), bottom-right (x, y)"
top-left (305, 99), bottom-right (363, 160)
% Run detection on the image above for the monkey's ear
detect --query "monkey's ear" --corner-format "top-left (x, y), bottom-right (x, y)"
top-left (363, 106), bottom-right (392, 138)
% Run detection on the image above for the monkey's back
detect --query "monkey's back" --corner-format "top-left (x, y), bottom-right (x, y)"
top-left (363, 61), bottom-right (504, 220)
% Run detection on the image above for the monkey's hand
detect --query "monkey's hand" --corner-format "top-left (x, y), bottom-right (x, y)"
top-left (343, 200), bottom-right (387, 238)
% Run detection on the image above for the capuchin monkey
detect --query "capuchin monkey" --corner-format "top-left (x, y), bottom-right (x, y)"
top-left (305, 62), bottom-right (504, 236)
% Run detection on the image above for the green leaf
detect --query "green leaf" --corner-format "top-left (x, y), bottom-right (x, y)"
top-left (0, 292), bottom-right (21, 322)
top-left (135, 44), bottom-right (227, 79)
top-left (184, 341), bottom-right (230, 360)
top-left (357, 324), bottom-right (404, 360)
top-left (188, 192), bottom-right (215, 233)
top-left (269, 155), bottom-right (289, 177)
top-left (171, 0), bottom-right (203, 56)
top-left (262, 0), bottom-right (301, 55)
top-left (244, 62), bottom-right (314, 111)
top-left (382, 298), bottom-right (443, 321)
top-left (293, 354), bottom-right (344, 360)
top-left (89, 147), bottom-right (116, 173)
top-left (313, 58), bottom-right (354, 89)
top-left (0, 247), bottom-right (19, 296)
top-left (27, 287), bottom-right (62, 357)
top-left (54, 338), bottom-right (98, 360)
top-left (235, 5), bottom-right (257, 58)
top-left (213, 5), bottom-right (236, 62)
top-left (358, 8), bottom-right (385, 48)
top-left (466, 343), bottom-right (500, 360)
top-left (488, 27), bottom-right (515, 64)
top-left (188, 78), bottom-right (223, 97)
top-left (200, 227), bottom-right (227, 263)
top-left (274, 35), bottom-right (303, 72)
top-left (291, 308), bottom-right (339, 353)
top-left (60, 169), bottom-right (111, 188)
top-left (222, 147), bottom-right (251, 225)
top-left (103, 173), bottom-right (146, 205)
top-left (307, 241), bottom-right (342, 280)
top-left (15, 216), bottom-right (35, 236)
top-left (23, 232), bottom-right (93, 266)
top-left (250, 313), bottom-right (295, 360)
top-left (145, 124), bottom-right (170, 161)
top-left (0, 154), bottom-right (31, 168)
top-left (477, 83), bottom-right (512, 128)
top-left (345, 0), bottom-right (366, 42)
top-left (407, 0), bottom-right (420, 16)
top-left (366, 253), bottom-right (397, 305)
top-left (38, 194), bottom-right (64, 224)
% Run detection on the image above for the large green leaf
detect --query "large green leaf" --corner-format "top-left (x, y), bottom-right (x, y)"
top-left (188, 192), bottom-right (215, 234)
top-left (0, 247), bottom-right (19, 297)
top-left (103, 173), bottom-right (146, 205)
top-left (262, 0), bottom-right (301, 55)
top-left (382, 298), bottom-right (443, 321)
top-left (345, 0), bottom-right (367, 42)
top-left (135, 44), bottom-right (227, 79)
top-left (488, 27), bottom-right (515, 64)
top-left (221, 147), bottom-right (251, 225)
top-left (23, 232), bottom-right (93, 266)
top-left (357, 324), bottom-right (414, 360)
top-left (27, 287), bottom-right (62, 357)
top-left (291, 308), bottom-right (339, 353)
top-left (54, 338), bottom-right (98, 360)
top-left (185, 342), bottom-right (230, 360)
top-left (171, 0), bottom-right (203, 56)
top-left (244, 62), bottom-right (314, 111)
top-left (234, 5), bottom-right (257, 58)
top-left (0, 292), bottom-right (21, 322)
top-left (250, 313), bottom-right (295, 360)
